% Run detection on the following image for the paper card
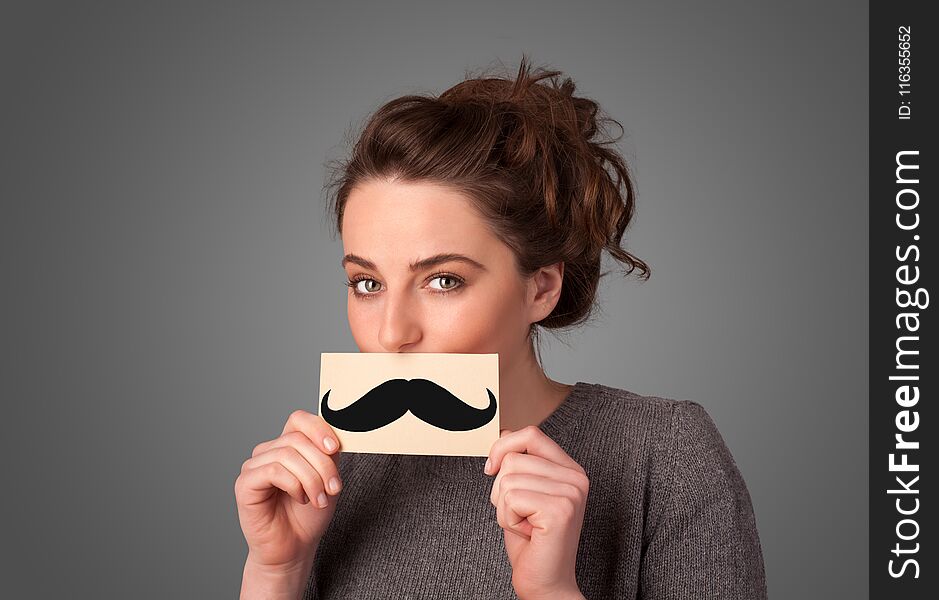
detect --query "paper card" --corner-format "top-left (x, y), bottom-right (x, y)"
top-left (317, 352), bottom-right (500, 456)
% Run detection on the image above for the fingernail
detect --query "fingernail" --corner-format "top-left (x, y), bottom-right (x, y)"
top-left (324, 437), bottom-right (337, 452)
top-left (328, 477), bottom-right (341, 493)
top-left (484, 458), bottom-right (492, 474)
top-left (317, 492), bottom-right (328, 508)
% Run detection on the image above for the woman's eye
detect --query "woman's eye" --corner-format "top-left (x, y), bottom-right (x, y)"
top-left (429, 275), bottom-right (462, 291)
top-left (355, 279), bottom-right (381, 294)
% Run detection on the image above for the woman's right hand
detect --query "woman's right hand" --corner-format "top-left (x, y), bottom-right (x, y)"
top-left (235, 410), bottom-right (344, 571)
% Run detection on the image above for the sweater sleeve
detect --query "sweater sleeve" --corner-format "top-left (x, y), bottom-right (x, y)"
top-left (638, 400), bottom-right (767, 599)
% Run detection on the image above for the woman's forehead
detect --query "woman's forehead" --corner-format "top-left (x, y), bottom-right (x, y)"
top-left (342, 180), bottom-right (500, 257)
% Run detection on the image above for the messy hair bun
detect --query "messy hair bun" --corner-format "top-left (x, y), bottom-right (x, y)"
top-left (324, 55), bottom-right (650, 335)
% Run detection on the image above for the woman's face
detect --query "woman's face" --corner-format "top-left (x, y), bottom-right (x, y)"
top-left (340, 178), bottom-right (545, 356)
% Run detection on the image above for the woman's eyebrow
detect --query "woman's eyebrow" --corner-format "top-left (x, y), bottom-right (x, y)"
top-left (341, 253), bottom-right (487, 272)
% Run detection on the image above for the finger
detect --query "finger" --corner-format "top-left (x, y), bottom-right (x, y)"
top-left (487, 425), bottom-right (583, 475)
top-left (502, 525), bottom-right (531, 548)
top-left (255, 431), bottom-right (343, 496)
top-left (489, 452), bottom-right (589, 505)
top-left (252, 427), bottom-right (337, 461)
top-left (241, 446), bottom-right (329, 508)
top-left (500, 488), bottom-right (580, 540)
top-left (492, 472), bottom-right (583, 510)
top-left (280, 410), bottom-right (341, 455)
top-left (236, 461), bottom-right (309, 506)
top-left (495, 483), bottom-right (533, 539)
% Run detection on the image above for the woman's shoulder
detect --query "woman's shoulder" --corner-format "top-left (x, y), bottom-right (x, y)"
top-left (570, 381), bottom-right (746, 507)
top-left (572, 380), bottom-right (722, 443)
top-left (575, 382), bottom-right (765, 587)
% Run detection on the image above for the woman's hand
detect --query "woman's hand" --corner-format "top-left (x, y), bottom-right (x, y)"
top-left (485, 426), bottom-right (589, 600)
top-left (235, 410), bottom-right (344, 572)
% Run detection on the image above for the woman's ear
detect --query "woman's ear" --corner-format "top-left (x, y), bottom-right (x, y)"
top-left (526, 262), bottom-right (564, 323)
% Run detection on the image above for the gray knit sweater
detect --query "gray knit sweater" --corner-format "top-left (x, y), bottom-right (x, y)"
top-left (302, 381), bottom-right (767, 599)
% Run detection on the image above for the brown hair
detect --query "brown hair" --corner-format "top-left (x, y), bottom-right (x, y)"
top-left (323, 55), bottom-right (650, 342)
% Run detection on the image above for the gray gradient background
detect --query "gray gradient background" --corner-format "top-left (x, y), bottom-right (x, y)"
top-left (2, 1), bottom-right (868, 598)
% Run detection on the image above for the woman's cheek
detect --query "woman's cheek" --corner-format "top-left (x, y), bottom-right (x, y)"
top-left (347, 298), bottom-right (381, 350)
top-left (429, 292), bottom-right (506, 352)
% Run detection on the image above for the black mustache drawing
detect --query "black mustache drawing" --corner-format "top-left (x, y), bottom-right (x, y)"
top-left (320, 378), bottom-right (497, 432)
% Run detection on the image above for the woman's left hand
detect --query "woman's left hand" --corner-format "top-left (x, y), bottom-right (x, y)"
top-left (485, 426), bottom-right (589, 600)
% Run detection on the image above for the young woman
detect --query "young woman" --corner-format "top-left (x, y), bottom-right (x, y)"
top-left (235, 57), bottom-right (768, 600)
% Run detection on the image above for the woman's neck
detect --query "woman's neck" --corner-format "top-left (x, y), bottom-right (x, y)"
top-left (498, 343), bottom-right (573, 432)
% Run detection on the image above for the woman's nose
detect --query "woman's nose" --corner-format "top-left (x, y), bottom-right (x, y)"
top-left (377, 289), bottom-right (422, 352)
